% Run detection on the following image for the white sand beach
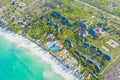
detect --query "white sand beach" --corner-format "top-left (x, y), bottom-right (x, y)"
top-left (0, 28), bottom-right (78, 80)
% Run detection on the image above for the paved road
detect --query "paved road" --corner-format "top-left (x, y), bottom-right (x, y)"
top-left (76, 0), bottom-right (120, 21)
top-left (101, 55), bottom-right (120, 74)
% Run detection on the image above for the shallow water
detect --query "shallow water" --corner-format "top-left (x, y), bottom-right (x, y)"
top-left (0, 35), bottom-right (64, 80)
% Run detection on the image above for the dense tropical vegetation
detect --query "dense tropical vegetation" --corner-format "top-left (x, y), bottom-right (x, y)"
top-left (0, 0), bottom-right (120, 79)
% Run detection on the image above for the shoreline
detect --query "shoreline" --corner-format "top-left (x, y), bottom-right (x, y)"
top-left (0, 28), bottom-right (78, 80)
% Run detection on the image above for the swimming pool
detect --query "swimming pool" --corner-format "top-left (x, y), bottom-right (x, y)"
top-left (47, 40), bottom-right (62, 50)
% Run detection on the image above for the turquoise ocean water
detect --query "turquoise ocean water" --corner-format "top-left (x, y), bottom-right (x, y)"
top-left (0, 35), bottom-right (64, 80)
